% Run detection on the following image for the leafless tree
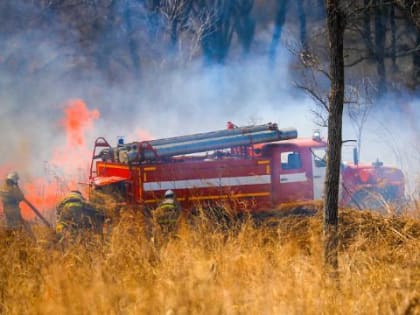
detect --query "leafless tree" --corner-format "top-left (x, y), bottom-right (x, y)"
top-left (124, 0), bottom-right (142, 79)
top-left (324, 0), bottom-right (346, 277)
top-left (394, 0), bottom-right (420, 28)
top-left (159, 0), bottom-right (194, 53)
top-left (345, 79), bottom-right (375, 160)
top-left (269, 0), bottom-right (290, 65)
top-left (192, 0), bottom-right (236, 64)
top-left (233, 0), bottom-right (255, 56)
top-left (189, 0), bottom-right (255, 64)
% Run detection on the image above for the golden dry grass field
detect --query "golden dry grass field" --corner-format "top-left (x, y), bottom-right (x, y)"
top-left (0, 203), bottom-right (419, 315)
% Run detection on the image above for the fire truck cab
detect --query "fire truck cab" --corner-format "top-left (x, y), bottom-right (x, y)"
top-left (90, 123), bottom-right (405, 213)
top-left (261, 138), bottom-right (327, 205)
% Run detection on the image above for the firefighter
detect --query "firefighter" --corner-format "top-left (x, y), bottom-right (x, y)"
top-left (90, 184), bottom-right (125, 219)
top-left (56, 190), bottom-right (104, 241)
top-left (152, 190), bottom-right (182, 239)
top-left (0, 172), bottom-right (32, 234)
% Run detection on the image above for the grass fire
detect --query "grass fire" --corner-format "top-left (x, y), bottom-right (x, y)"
top-left (1, 99), bottom-right (419, 314)
top-left (1, 1), bottom-right (420, 314)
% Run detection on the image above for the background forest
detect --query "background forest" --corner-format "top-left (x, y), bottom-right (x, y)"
top-left (0, 0), bottom-right (419, 187)
top-left (1, 1), bottom-right (419, 89)
top-left (0, 3), bottom-right (419, 313)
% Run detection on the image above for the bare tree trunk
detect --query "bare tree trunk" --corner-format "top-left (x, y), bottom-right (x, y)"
top-left (269, 0), bottom-right (289, 66)
top-left (413, 31), bottom-right (420, 86)
top-left (390, 4), bottom-right (397, 69)
top-left (145, 0), bottom-right (161, 40)
top-left (297, 0), bottom-right (307, 48)
top-left (160, 0), bottom-right (193, 56)
top-left (324, 0), bottom-right (346, 278)
top-left (394, 0), bottom-right (420, 30)
top-left (363, 0), bottom-right (373, 56)
top-left (316, 0), bottom-right (325, 19)
top-left (234, 0), bottom-right (255, 56)
top-left (374, 0), bottom-right (387, 95)
top-left (170, 19), bottom-right (179, 50)
top-left (197, 0), bottom-right (235, 64)
top-left (124, 0), bottom-right (141, 80)
top-left (95, 0), bottom-right (117, 81)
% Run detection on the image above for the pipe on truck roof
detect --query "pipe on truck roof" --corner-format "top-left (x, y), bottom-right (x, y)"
top-left (144, 123), bottom-right (278, 147)
top-left (99, 123), bottom-right (298, 163)
top-left (124, 128), bottom-right (297, 163)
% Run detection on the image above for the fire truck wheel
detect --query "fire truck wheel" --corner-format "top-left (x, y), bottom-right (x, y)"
top-left (351, 189), bottom-right (388, 213)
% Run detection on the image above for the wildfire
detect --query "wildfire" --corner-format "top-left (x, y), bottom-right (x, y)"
top-left (1, 99), bottom-right (100, 220)
top-left (62, 99), bottom-right (100, 147)
top-left (52, 99), bottom-right (99, 176)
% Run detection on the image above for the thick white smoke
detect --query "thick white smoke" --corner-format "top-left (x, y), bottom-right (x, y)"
top-left (0, 1), bottom-right (418, 199)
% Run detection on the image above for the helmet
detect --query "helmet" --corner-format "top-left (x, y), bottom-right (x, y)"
top-left (7, 171), bottom-right (19, 184)
top-left (164, 190), bottom-right (175, 198)
top-left (68, 190), bottom-right (85, 200)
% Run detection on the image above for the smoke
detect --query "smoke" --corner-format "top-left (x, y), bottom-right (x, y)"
top-left (0, 1), bottom-right (314, 218)
top-left (350, 97), bottom-right (420, 195)
top-left (0, 0), bottom-right (419, 220)
top-left (94, 57), bottom-right (315, 142)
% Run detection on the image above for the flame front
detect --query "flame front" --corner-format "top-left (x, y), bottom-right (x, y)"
top-left (62, 99), bottom-right (100, 147)
top-left (1, 99), bottom-right (100, 220)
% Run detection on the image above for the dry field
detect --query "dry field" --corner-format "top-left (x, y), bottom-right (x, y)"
top-left (0, 203), bottom-right (419, 315)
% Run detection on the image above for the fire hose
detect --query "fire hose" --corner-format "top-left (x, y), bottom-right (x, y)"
top-left (23, 198), bottom-right (53, 229)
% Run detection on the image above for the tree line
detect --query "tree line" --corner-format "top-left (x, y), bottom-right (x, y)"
top-left (0, 0), bottom-right (418, 93)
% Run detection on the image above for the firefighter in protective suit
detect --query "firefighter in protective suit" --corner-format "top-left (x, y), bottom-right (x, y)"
top-left (0, 172), bottom-right (30, 232)
top-left (152, 190), bottom-right (182, 238)
top-left (56, 190), bottom-right (104, 240)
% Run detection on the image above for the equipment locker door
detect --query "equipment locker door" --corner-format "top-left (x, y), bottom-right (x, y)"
top-left (271, 147), bottom-right (313, 205)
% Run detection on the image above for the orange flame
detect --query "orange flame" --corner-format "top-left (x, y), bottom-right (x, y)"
top-left (52, 100), bottom-right (99, 177)
top-left (62, 99), bottom-right (99, 147)
top-left (1, 99), bottom-right (100, 220)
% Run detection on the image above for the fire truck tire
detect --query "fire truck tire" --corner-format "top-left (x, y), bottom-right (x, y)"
top-left (351, 189), bottom-right (387, 213)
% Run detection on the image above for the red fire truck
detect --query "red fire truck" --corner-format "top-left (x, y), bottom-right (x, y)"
top-left (89, 122), bottom-right (405, 212)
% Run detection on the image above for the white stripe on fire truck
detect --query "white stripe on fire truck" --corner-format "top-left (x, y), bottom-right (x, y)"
top-left (143, 192), bottom-right (270, 203)
top-left (279, 172), bottom-right (307, 183)
top-left (143, 175), bottom-right (271, 191)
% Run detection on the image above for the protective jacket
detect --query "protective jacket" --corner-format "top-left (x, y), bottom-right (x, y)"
top-left (56, 192), bottom-right (104, 234)
top-left (153, 198), bottom-right (181, 233)
top-left (0, 180), bottom-right (25, 229)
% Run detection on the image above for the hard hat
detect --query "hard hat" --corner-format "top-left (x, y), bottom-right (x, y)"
top-left (7, 171), bottom-right (19, 184)
top-left (164, 190), bottom-right (175, 198)
top-left (69, 190), bottom-right (85, 200)
top-left (70, 190), bottom-right (83, 196)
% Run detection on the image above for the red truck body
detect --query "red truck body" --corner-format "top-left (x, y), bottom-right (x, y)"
top-left (90, 123), bottom-right (405, 212)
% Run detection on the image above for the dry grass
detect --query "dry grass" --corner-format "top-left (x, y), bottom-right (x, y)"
top-left (0, 203), bottom-right (419, 315)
